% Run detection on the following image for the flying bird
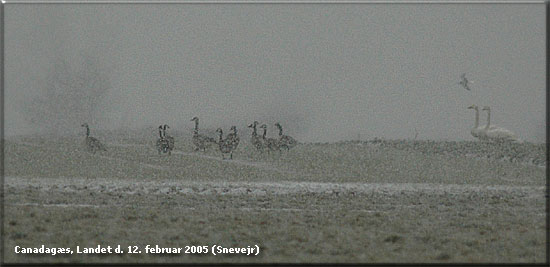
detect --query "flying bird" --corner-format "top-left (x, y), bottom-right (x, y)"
top-left (458, 73), bottom-right (472, 91)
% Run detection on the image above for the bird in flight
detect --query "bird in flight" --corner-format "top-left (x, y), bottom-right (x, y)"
top-left (459, 73), bottom-right (472, 91)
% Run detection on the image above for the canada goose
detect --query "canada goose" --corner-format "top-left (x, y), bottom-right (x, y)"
top-left (216, 128), bottom-right (234, 159)
top-left (156, 125), bottom-right (171, 155)
top-left (226, 126), bottom-right (240, 151)
top-left (274, 122), bottom-right (297, 150)
top-left (481, 106), bottom-right (519, 143)
top-left (259, 124), bottom-right (280, 153)
top-left (190, 117), bottom-right (216, 151)
top-left (248, 121), bottom-right (264, 151)
top-left (163, 124), bottom-right (175, 152)
top-left (81, 123), bottom-right (106, 154)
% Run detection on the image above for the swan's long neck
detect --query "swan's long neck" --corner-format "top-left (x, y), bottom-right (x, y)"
top-left (277, 125), bottom-right (283, 136)
top-left (251, 125), bottom-right (257, 136)
top-left (218, 130), bottom-right (223, 142)
top-left (262, 128), bottom-right (267, 139)
top-left (485, 109), bottom-right (491, 129)
top-left (86, 126), bottom-right (90, 137)
top-left (194, 119), bottom-right (199, 132)
top-left (474, 109), bottom-right (479, 129)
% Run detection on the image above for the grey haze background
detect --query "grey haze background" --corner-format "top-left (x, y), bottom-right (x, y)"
top-left (5, 4), bottom-right (546, 143)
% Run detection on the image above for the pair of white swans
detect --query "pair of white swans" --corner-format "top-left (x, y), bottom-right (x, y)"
top-left (468, 105), bottom-right (519, 143)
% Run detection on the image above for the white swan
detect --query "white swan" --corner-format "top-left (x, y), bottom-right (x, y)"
top-left (481, 106), bottom-right (519, 142)
top-left (467, 105), bottom-right (486, 140)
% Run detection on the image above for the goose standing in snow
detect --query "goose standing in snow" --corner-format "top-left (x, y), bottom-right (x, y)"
top-left (481, 106), bottom-right (519, 142)
top-left (191, 117), bottom-right (216, 151)
top-left (215, 128), bottom-right (235, 159)
top-left (274, 122), bottom-right (297, 150)
top-left (163, 124), bottom-right (175, 154)
top-left (248, 121), bottom-right (264, 151)
top-left (226, 126), bottom-right (240, 151)
top-left (81, 123), bottom-right (106, 153)
top-left (156, 125), bottom-right (171, 155)
top-left (260, 124), bottom-right (280, 153)
top-left (156, 125), bottom-right (164, 153)
top-left (467, 105), bottom-right (487, 141)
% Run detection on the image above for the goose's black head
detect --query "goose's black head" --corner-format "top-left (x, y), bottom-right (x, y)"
top-left (191, 117), bottom-right (198, 122)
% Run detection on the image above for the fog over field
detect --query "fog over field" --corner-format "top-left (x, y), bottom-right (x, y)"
top-left (4, 4), bottom-right (545, 142)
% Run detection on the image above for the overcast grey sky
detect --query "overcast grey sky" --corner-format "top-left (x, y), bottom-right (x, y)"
top-left (5, 3), bottom-right (545, 142)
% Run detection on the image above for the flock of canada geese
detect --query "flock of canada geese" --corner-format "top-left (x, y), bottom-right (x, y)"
top-left (80, 118), bottom-right (298, 160)
top-left (79, 75), bottom-right (519, 157)
top-left (80, 105), bottom-right (518, 160)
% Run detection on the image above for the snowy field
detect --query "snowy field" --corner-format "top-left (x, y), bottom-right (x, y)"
top-left (3, 130), bottom-right (546, 263)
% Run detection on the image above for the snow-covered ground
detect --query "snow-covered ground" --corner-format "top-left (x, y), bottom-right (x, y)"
top-left (3, 133), bottom-right (546, 263)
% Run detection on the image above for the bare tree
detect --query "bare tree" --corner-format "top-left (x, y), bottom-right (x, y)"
top-left (25, 53), bottom-right (111, 135)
